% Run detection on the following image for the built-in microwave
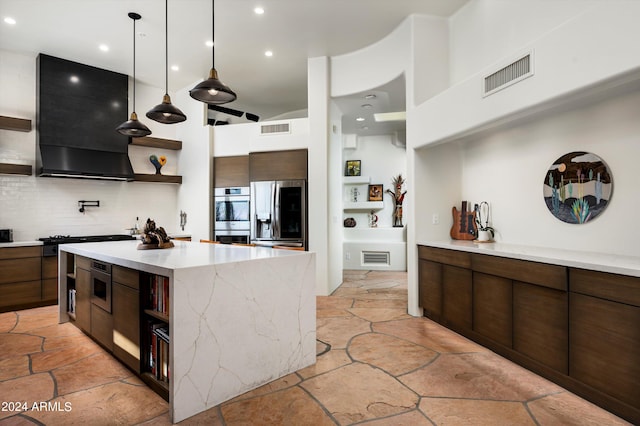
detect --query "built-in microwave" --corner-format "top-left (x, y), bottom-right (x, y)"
top-left (214, 187), bottom-right (250, 231)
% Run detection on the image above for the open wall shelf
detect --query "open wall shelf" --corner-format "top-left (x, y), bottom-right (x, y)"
top-left (0, 115), bottom-right (32, 132)
top-left (131, 136), bottom-right (182, 150)
top-left (0, 163), bottom-right (32, 176)
top-left (133, 174), bottom-right (182, 184)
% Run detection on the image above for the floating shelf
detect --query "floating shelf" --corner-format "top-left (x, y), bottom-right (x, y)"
top-left (130, 136), bottom-right (182, 150)
top-left (344, 201), bottom-right (384, 211)
top-left (133, 174), bottom-right (182, 184)
top-left (0, 115), bottom-right (32, 132)
top-left (0, 163), bottom-right (32, 176)
top-left (343, 176), bottom-right (371, 185)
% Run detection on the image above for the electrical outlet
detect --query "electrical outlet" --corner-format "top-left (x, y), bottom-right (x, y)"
top-left (432, 213), bottom-right (439, 225)
top-left (345, 252), bottom-right (351, 260)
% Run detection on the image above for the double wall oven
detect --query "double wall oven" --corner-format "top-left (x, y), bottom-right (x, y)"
top-left (214, 187), bottom-right (251, 244)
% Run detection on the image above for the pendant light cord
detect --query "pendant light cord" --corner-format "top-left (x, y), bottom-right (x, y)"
top-left (165, 0), bottom-right (168, 95)
top-left (132, 16), bottom-right (136, 112)
top-left (211, 0), bottom-right (215, 69)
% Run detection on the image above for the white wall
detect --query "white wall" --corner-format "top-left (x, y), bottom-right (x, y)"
top-left (0, 50), bottom-right (182, 241)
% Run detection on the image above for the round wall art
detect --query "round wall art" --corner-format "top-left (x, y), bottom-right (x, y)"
top-left (543, 151), bottom-right (613, 224)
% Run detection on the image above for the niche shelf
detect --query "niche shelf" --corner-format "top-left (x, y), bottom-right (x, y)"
top-left (344, 201), bottom-right (384, 211)
top-left (0, 163), bottom-right (32, 176)
top-left (130, 136), bottom-right (183, 183)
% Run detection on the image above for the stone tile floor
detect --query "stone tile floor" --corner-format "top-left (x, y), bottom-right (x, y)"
top-left (0, 270), bottom-right (631, 425)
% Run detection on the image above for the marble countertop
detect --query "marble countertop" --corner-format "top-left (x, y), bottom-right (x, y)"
top-left (418, 240), bottom-right (640, 278)
top-left (59, 240), bottom-right (306, 276)
top-left (0, 240), bottom-right (43, 249)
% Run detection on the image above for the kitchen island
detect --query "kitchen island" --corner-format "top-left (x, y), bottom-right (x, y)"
top-left (57, 240), bottom-right (316, 423)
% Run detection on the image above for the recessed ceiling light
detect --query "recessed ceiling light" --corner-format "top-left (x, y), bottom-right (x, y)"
top-left (264, 50), bottom-right (273, 57)
top-left (356, 117), bottom-right (365, 122)
top-left (364, 94), bottom-right (377, 99)
top-left (254, 7), bottom-right (265, 14)
top-left (361, 104), bottom-right (373, 109)
top-left (171, 65), bottom-right (179, 71)
top-left (205, 40), bottom-right (214, 47)
top-left (361, 126), bottom-right (369, 130)
top-left (99, 44), bottom-right (109, 52)
top-left (4, 17), bottom-right (16, 25)
top-left (69, 75), bottom-right (79, 84)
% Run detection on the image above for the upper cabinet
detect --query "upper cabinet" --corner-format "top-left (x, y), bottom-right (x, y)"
top-left (0, 115), bottom-right (33, 176)
top-left (214, 155), bottom-right (249, 188)
top-left (249, 149), bottom-right (308, 182)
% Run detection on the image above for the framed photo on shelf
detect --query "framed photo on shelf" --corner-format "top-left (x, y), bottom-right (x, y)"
top-left (368, 184), bottom-right (383, 201)
top-left (345, 160), bottom-right (361, 176)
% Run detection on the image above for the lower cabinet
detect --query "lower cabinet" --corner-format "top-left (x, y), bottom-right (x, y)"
top-left (418, 245), bottom-right (640, 424)
top-left (41, 256), bottom-right (58, 303)
top-left (90, 304), bottom-right (113, 351)
top-left (0, 246), bottom-right (42, 312)
top-left (473, 272), bottom-right (512, 348)
top-left (112, 266), bottom-right (140, 373)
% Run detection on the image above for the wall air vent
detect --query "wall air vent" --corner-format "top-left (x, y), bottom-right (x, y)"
top-left (362, 251), bottom-right (390, 266)
top-left (260, 122), bottom-right (290, 135)
top-left (483, 51), bottom-right (534, 97)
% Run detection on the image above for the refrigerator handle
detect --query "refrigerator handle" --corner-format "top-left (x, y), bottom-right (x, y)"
top-left (271, 182), bottom-right (278, 239)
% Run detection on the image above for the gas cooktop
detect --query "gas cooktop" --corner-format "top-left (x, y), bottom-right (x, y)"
top-left (39, 234), bottom-right (136, 245)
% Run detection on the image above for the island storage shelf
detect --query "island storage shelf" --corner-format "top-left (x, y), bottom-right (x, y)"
top-left (417, 241), bottom-right (640, 425)
top-left (57, 240), bottom-right (316, 423)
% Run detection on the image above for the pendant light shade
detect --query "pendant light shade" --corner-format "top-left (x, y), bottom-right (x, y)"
top-left (117, 12), bottom-right (152, 137)
top-left (189, 0), bottom-right (237, 105)
top-left (146, 0), bottom-right (186, 124)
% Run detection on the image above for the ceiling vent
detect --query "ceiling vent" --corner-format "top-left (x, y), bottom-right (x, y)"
top-left (260, 122), bottom-right (290, 135)
top-left (483, 51), bottom-right (534, 97)
top-left (362, 251), bottom-right (390, 266)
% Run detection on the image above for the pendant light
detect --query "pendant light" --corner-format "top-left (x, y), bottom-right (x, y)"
top-left (116, 12), bottom-right (152, 137)
top-left (189, 0), bottom-right (237, 104)
top-left (146, 0), bottom-right (186, 124)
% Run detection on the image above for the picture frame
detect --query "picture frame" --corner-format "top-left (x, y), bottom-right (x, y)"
top-left (345, 160), bottom-right (361, 176)
top-left (368, 184), bottom-right (383, 201)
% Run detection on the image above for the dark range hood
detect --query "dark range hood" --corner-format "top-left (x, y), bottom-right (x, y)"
top-left (36, 54), bottom-right (134, 181)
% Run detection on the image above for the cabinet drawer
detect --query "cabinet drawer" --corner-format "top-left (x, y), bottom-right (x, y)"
top-left (0, 257), bottom-right (41, 284)
top-left (42, 256), bottom-right (58, 279)
top-left (0, 246), bottom-right (41, 260)
top-left (418, 246), bottom-right (471, 268)
top-left (570, 268), bottom-right (640, 307)
top-left (76, 255), bottom-right (91, 271)
top-left (0, 280), bottom-right (41, 307)
top-left (472, 253), bottom-right (566, 290)
top-left (113, 266), bottom-right (140, 290)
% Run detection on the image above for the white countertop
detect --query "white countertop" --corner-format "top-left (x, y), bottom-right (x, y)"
top-left (0, 240), bottom-right (43, 249)
top-left (418, 240), bottom-right (640, 278)
top-left (59, 240), bottom-right (306, 276)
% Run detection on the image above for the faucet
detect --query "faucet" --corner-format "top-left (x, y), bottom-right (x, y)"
top-left (180, 210), bottom-right (187, 231)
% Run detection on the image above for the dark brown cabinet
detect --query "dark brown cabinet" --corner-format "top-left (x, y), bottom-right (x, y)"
top-left (0, 246), bottom-right (42, 311)
top-left (473, 272), bottom-right (512, 347)
top-left (112, 266), bottom-right (140, 373)
top-left (249, 149), bottom-right (307, 182)
top-left (91, 304), bottom-right (113, 351)
top-left (41, 256), bottom-right (58, 302)
top-left (417, 244), bottom-right (640, 424)
top-left (214, 155), bottom-right (249, 188)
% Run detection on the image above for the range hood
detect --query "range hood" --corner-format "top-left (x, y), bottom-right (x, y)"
top-left (36, 54), bottom-right (134, 181)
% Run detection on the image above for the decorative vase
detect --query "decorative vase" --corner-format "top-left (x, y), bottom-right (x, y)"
top-left (477, 230), bottom-right (492, 241)
top-left (149, 155), bottom-right (167, 175)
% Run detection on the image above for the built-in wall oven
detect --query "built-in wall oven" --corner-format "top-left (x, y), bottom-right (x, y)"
top-left (214, 186), bottom-right (250, 243)
top-left (90, 260), bottom-right (112, 313)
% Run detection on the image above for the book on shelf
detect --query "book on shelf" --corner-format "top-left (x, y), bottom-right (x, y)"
top-left (147, 321), bottom-right (170, 384)
top-left (149, 275), bottom-right (170, 317)
top-left (68, 289), bottom-right (76, 314)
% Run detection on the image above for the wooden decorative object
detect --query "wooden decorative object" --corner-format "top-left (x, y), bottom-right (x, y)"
top-left (450, 201), bottom-right (477, 240)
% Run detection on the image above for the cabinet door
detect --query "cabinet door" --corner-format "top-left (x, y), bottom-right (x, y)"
top-left (419, 259), bottom-right (442, 321)
top-left (75, 268), bottom-right (91, 332)
top-left (113, 282), bottom-right (140, 373)
top-left (249, 149), bottom-right (308, 181)
top-left (473, 272), bottom-right (512, 347)
top-left (442, 265), bottom-right (472, 331)
top-left (214, 155), bottom-right (249, 188)
top-left (513, 281), bottom-right (567, 373)
top-left (91, 304), bottom-right (113, 351)
top-left (0, 257), bottom-right (41, 284)
top-left (570, 292), bottom-right (640, 410)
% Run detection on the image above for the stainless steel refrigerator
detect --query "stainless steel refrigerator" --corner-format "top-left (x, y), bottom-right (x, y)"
top-left (250, 180), bottom-right (306, 248)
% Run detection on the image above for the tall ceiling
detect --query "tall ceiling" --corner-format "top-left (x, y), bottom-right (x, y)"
top-left (0, 0), bottom-right (469, 128)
